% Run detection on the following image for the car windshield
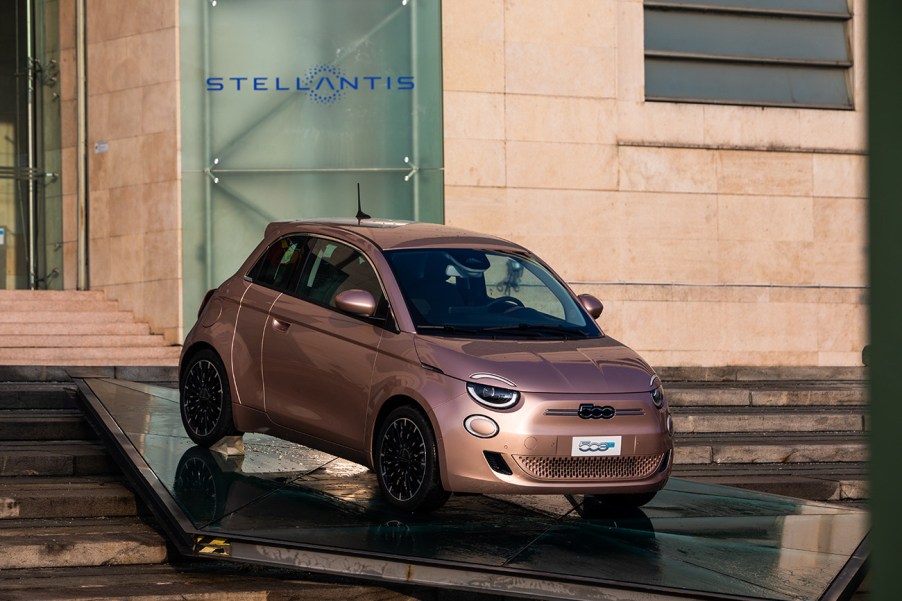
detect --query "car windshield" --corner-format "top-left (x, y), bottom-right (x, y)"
top-left (385, 248), bottom-right (602, 339)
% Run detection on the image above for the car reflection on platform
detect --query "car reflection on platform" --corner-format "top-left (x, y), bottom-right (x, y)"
top-left (172, 444), bottom-right (660, 564)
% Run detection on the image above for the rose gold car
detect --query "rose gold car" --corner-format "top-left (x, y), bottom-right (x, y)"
top-left (179, 219), bottom-right (674, 513)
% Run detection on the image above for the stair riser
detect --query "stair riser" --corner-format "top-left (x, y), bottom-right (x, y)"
top-left (674, 413), bottom-right (867, 434)
top-left (675, 443), bottom-right (868, 465)
top-left (0, 418), bottom-right (95, 442)
top-left (0, 311), bottom-right (137, 324)
top-left (668, 389), bottom-right (866, 407)
top-left (0, 388), bottom-right (77, 410)
top-left (0, 336), bottom-right (169, 348)
top-left (0, 323), bottom-right (150, 336)
top-left (0, 300), bottom-right (120, 313)
top-left (0, 490), bottom-right (136, 520)
top-left (0, 450), bottom-right (114, 477)
top-left (0, 536), bottom-right (166, 570)
top-left (0, 347), bottom-right (180, 361)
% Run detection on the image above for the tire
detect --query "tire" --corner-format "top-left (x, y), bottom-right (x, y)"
top-left (374, 406), bottom-right (450, 513)
top-left (180, 349), bottom-right (239, 446)
top-left (589, 491), bottom-right (657, 510)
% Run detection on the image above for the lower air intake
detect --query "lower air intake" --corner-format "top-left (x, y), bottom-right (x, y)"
top-left (513, 454), bottom-right (664, 481)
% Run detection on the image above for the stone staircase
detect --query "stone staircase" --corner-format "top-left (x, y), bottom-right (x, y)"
top-left (0, 379), bottom-right (454, 600)
top-left (0, 381), bottom-right (168, 572)
top-left (662, 366), bottom-right (868, 504)
top-left (0, 290), bottom-right (180, 366)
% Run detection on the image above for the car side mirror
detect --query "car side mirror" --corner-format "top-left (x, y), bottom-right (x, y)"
top-left (578, 294), bottom-right (603, 319)
top-left (334, 289), bottom-right (378, 316)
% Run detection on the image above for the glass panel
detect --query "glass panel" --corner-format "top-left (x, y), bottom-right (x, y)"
top-left (0, 0), bottom-right (63, 290)
top-left (645, 11), bottom-right (850, 63)
top-left (249, 235), bottom-right (307, 291)
top-left (85, 377), bottom-right (871, 601)
top-left (645, 0), bottom-right (850, 17)
top-left (299, 238), bottom-right (385, 311)
top-left (645, 58), bottom-right (852, 108)
top-left (180, 0), bottom-right (443, 329)
top-left (35, 0), bottom-right (63, 289)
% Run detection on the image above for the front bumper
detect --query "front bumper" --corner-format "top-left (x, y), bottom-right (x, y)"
top-left (431, 390), bottom-right (674, 495)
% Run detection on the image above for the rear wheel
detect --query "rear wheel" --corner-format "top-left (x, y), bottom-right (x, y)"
top-left (180, 349), bottom-right (239, 446)
top-left (374, 406), bottom-right (450, 513)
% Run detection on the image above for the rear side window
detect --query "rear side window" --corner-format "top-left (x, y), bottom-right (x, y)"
top-left (296, 238), bottom-right (387, 318)
top-left (247, 236), bottom-right (308, 292)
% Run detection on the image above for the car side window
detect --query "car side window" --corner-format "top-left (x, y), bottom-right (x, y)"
top-left (296, 238), bottom-right (387, 319)
top-left (247, 236), bottom-right (308, 292)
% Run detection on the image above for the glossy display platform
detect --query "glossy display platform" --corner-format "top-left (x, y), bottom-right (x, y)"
top-left (77, 378), bottom-right (868, 601)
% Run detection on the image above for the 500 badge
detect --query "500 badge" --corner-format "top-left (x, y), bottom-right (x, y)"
top-left (571, 436), bottom-right (622, 456)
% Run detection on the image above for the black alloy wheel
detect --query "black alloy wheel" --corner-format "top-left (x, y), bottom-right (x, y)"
top-left (375, 406), bottom-right (449, 513)
top-left (180, 349), bottom-right (239, 446)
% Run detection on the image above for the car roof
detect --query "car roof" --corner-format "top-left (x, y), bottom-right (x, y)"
top-left (264, 218), bottom-right (527, 252)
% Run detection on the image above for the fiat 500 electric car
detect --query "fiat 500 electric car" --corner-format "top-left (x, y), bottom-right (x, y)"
top-left (179, 219), bottom-right (674, 513)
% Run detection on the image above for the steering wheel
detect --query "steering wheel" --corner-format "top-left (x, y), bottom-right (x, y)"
top-left (487, 296), bottom-right (525, 313)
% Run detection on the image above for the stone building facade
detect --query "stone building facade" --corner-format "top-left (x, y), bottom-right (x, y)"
top-left (9, 0), bottom-right (867, 366)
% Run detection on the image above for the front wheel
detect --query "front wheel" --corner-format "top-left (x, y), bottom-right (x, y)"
top-left (180, 349), bottom-right (239, 446)
top-left (374, 406), bottom-right (450, 513)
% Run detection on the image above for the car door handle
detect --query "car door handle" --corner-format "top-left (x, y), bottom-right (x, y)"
top-left (271, 318), bottom-right (290, 333)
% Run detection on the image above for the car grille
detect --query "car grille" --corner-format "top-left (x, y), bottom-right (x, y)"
top-left (513, 454), bottom-right (664, 481)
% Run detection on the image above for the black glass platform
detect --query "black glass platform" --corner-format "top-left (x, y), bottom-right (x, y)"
top-left (76, 378), bottom-right (868, 601)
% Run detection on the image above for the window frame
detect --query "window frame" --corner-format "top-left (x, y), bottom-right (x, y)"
top-left (643, 0), bottom-right (854, 110)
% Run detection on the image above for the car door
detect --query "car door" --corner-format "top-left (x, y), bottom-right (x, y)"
top-left (231, 235), bottom-right (307, 411)
top-left (262, 237), bottom-right (389, 452)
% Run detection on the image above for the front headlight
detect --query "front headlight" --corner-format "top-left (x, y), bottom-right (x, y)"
top-left (650, 375), bottom-right (665, 409)
top-left (466, 382), bottom-right (520, 409)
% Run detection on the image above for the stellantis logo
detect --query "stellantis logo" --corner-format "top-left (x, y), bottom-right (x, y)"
top-left (206, 64), bottom-right (415, 105)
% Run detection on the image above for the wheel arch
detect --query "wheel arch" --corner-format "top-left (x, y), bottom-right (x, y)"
top-left (179, 341), bottom-right (222, 383)
top-left (370, 394), bottom-right (441, 464)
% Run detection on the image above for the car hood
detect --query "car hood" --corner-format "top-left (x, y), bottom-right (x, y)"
top-left (414, 335), bottom-right (656, 394)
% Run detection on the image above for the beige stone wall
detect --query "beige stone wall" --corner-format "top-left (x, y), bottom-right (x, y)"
top-left (81, 0), bottom-right (182, 343)
top-left (442, 0), bottom-right (868, 366)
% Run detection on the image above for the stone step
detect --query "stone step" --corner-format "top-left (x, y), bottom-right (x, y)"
top-left (0, 335), bottom-right (170, 348)
top-left (0, 299), bottom-right (121, 313)
top-left (658, 366), bottom-right (867, 382)
top-left (0, 346), bottom-right (181, 366)
top-left (0, 290), bottom-right (106, 301)
top-left (0, 321), bottom-right (151, 336)
top-left (673, 462), bottom-right (868, 502)
top-left (0, 383), bottom-right (78, 410)
top-left (674, 433), bottom-right (868, 465)
top-left (666, 383), bottom-right (867, 407)
top-left (0, 476), bottom-right (136, 520)
top-left (0, 441), bottom-right (114, 477)
top-left (672, 406), bottom-right (868, 434)
top-left (0, 310), bottom-right (138, 324)
top-left (0, 517), bottom-right (167, 570)
top-left (0, 563), bottom-right (425, 600)
top-left (0, 365), bottom-right (180, 382)
top-left (0, 410), bottom-right (96, 441)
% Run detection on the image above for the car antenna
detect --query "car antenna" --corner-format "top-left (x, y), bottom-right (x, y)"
top-left (355, 182), bottom-right (371, 224)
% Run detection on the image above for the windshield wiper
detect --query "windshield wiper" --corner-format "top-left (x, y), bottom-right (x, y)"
top-left (416, 324), bottom-right (486, 336)
top-left (482, 324), bottom-right (590, 339)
